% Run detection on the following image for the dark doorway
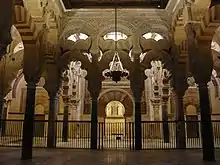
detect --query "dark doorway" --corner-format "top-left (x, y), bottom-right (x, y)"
top-left (186, 115), bottom-right (199, 138)
top-left (34, 115), bottom-right (45, 137)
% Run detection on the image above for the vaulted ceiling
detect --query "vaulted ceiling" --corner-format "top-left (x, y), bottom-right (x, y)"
top-left (12, 0), bottom-right (220, 52)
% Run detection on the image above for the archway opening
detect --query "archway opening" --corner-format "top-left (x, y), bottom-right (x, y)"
top-left (104, 101), bottom-right (126, 139)
top-left (105, 101), bottom-right (125, 118)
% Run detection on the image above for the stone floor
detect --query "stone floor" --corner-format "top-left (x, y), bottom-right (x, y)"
top-left (0, 148), bottom-right (220, 165)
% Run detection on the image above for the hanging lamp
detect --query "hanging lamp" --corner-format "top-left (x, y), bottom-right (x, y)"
top-left (103, 7), bottom-right (129, 82)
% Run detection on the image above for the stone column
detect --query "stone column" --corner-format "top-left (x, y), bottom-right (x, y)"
top-left (47, 92), bottom-right (59, 148)
top-left (21, 81), bottom-right (37, 160)
top-left (0, 97), bottom-right (4, 130)
top-left (44, 60), bottom-right (62, 148)
top-left (0, 97), bottom-right (3, 115)
top-left (91, 95), bottom-right (98, 149)
top-left (174, 91), bottom-right (186, 149)
top-left (0, 0), bottom-right (13, 132)
top-left (161, 97), bottom-right (169, 143)
top-left (198, 83), bottom-right (215, 161)
top-left (134, 92), bottom-right (142, 150)
top-left (185, 19), bottom-right (215, 161)
top-left (0, 0), bottom-right (13, 61)
top-left (170, 44), bottom-right (187, 149)
top-left (87, 73), bottom-right (101, 150)
top-left (130, 55), bottom-right (145, 150)
top-left (1, 99), bottom-right (10, 135)
top-left (151, 99), bottom-right (161, 121)
top-left (21, 42), bottom-right (43, 160)
top-left (161, 73), bottom-right (170, 143)
top-left (150, 99), bottom-right (161, 138)
top-left (62, 97), bottom-right (69, 142)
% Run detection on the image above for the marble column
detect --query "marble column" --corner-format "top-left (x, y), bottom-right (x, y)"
top-left (91, 96), bottom-right (98, 149)
top-left (170, 45), bottom-right (187, 149)
top-left (0, 97), bottom-right (4, 130)
top-left (0, 96), bottom-right (3, 115)
top-left (47, 92), bottom-right (59, 148)
top-left (175, 93), bottom-right (186, 149)
top-left (198, 83), bottom-right (215, 161)
top-left (62, 101), bottom-right (69, 142)
top-left (151, 99), bottom-right (161, 138)
top-left (130, 56), bottom-right (144, 150)
top-left (87, 67), bottom-right (101, 149)
top-left (21, 81), bottom-right (37, 160)
top-left (134, 93), bottom-right (142, 150)
top-left (0, 0), bottom-right (13, 61)
top-left (185, 20), bottom-right (215, 160)
top-left (44, 61), bottom-right (62, 148)
top-left (1, 99), bottom-right (10, 136)
top-left (162, 98), bottom-right (170, 143)
top-left (151, 99), bottom-right (161, 121)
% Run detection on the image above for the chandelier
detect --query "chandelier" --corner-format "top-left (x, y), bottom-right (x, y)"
top-left (103, 7), bottom-right (129, 82)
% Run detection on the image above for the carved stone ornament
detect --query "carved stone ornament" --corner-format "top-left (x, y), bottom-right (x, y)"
top-left (187, 76), bottom-right (197, 87)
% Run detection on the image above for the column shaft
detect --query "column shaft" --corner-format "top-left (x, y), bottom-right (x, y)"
top-left (47, 94), bottom-right (59, 148)
top-left (175, 95), bottom-right (186, 149)
top-left (0, 97), bottom-right (3, 118)
top-left (91, 98), bottom-right (98, 149)
top-left (135, 97), bottom-right (142, 150)
top-left (162, 101), bottom-right (170, 143)
top-left (62, 105), bottom-right (69, 142)
top-left (0, 97), bottom-right (4, 131)
top-left (21, 82), bottom-right (36, 160)
top-left (198, 84), bottom-right (215, 161)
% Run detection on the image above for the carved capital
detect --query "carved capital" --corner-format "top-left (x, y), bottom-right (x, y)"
top-left (150, 98), bottom-right (161, 105)
top-left (87, 73), bottom-right (102, 100)
top-left (44, 64), bottom-right (62, 97)
top-left (62, 95), bottom-right (70, 104)
top-left (23, 44), bottom-right (43, 83)
top-left (190, 53), bottom-right (213, 84)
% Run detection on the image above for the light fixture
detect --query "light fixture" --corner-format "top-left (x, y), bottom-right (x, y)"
top-left (103, 8), bottom-right (129, 82)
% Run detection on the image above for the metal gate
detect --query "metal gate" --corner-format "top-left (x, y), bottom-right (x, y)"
top-left (98, 122), bottom-right (134, 149)
top-left (1, 120), bottom-right (220, 149)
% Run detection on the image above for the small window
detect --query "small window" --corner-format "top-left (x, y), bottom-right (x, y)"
top-left (142, 32), bottom-right (164, 41)
top-left (103, 32), bottom-right (128, 41)
top-left (67, 33), bottom-right (89, 42)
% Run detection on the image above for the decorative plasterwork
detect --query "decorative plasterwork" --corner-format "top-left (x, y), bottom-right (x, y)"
top-left (59, 9), bottom-right (172, 43)
top-left (98, 88), bottom-right (134, 104)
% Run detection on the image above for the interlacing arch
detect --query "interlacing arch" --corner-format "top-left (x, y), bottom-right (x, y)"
top-left (99, 88), bottom-right (134, 104)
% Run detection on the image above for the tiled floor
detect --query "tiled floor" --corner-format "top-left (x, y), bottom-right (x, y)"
top-left (0, 148), bottom-right (219, 165)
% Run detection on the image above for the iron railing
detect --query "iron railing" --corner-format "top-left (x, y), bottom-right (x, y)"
top-left (0, 120), bottom-right (220, 149)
